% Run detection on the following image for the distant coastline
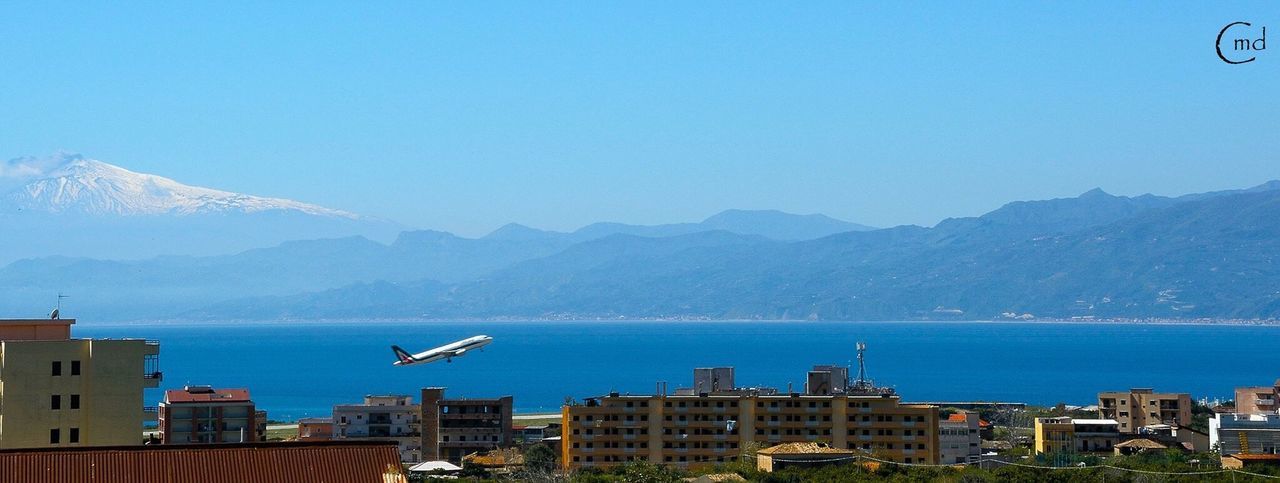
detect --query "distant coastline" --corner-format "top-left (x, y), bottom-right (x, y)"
top-left (75, 316), bottom-right (1280, 327)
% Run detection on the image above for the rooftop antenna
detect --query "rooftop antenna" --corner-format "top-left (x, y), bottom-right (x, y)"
top-left (855, 341), bottom-right (868, 386)
top-left (51, 292), bottom-right (69, 319)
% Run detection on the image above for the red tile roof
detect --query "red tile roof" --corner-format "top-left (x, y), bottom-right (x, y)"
top-left (165, 388), bottom-right (252, 403)
top-left (0, 441), bottom-right (405, 483)
top-left (946, 413), bottom-right (969, 422)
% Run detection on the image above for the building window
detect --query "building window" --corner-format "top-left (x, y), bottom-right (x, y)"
top-left (50, 429), bottom-right (60, 444)
top-left (52, 361), bottom-right (62, 376)
top-left (51, 395), bottom-right (61, 410)
top-left (71, 360), bottom-right (81, 376)
top-left (71, 395), bottom-right (80, 409)
top-left (70, 428), bottom-right (80, 444)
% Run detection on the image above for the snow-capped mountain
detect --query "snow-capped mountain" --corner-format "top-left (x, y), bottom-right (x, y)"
top-left (0, 153), bottom-right (399, 264)
top-left (1, 153), bottom-right (358, 218)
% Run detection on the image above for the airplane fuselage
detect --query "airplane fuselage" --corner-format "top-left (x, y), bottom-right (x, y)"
top-left (393, 335), bottom-right (492, 366)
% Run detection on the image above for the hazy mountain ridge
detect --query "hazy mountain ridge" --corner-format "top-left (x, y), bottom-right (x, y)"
top-left (185, 181), bottom-right (1280, 321)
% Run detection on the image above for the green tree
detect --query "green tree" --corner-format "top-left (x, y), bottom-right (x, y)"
top-left (525, 444), bottom-right (558, 473)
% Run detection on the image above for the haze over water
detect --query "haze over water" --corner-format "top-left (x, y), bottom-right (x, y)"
top-left (77, 321), bottom-right (1277, 421)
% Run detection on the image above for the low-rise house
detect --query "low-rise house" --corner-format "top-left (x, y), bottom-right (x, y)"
top-left (756, 442), bottom-right (855, 472)
top-left (515, 424), bottom-right (550, 443)
top-left (1137, 423), bottom-right (1208, 452)
top-left (298, 417), bottom-right (334, 441)
top-left (1113, 438), bottom-right (1167, 455)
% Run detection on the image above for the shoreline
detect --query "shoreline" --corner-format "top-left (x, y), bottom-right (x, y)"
top-left (76, 317), bottom-right (1280, 328)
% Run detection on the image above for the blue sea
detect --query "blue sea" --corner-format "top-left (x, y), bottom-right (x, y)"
top-left (76, 321), bottom-right (1278, 421)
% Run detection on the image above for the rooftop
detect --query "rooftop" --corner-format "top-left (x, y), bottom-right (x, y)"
top-left (1228, 454), bottom-right (1280, 461)
top-left (463, 447), bottom-right (524, 467)
top-left (757, 442), bottom-right (855, 455)
top-left (164, 387), bottom-right (252, 404)
top-left (0, 318), bottom-right (75, 325)
top-left (1073, 419), bottom-right (1120, 425)
top-left (1114, 439), bottom-right (1167, 449)
top-left (0, 440), bottom-right (404, 483)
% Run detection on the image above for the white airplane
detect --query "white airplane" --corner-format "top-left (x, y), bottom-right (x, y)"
top-left (391, 335), bottom-right (493, 366)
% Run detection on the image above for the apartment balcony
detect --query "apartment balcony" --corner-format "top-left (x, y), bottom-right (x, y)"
top-left (143, 343), bottom-right (163, 388)
top-left (143, 406), bottom-right (158, 423)
top-left (1257, 399), bottom-right (1277, 406)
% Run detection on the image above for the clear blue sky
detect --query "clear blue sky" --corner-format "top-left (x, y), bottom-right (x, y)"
top-left (1, 2), bottom-right (1276, 236)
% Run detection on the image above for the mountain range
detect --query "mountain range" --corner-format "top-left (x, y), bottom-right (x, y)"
top-left (187, 181), bottom-right (1280, 322)
top-left (2, 153), bottom-right (1278, 322)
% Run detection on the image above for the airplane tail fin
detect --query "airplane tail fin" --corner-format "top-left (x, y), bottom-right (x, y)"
top-left (391, 345), bottom-right (416, 364)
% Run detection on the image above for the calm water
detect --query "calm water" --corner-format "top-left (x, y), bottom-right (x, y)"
top-left (76, 321), bottom-right (1278, 421)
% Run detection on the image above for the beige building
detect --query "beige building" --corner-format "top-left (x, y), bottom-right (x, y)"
top-left (1098, 388), bottom-right (1191, 432)
top-left (1234, 380), bottom-right (1280, 415)
top-left (0, 318), bottom-right (160, 449)
top-left (561, 391), bottom-right (938, 470)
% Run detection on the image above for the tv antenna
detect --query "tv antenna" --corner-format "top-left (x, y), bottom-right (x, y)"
top-left (854, 341), bottom-right (869, 387)
top-left (51, 292), bottom-right (70, 319)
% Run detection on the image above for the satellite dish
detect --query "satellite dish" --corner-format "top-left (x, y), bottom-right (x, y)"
top-left (50, 308), bottom-right (60, 320)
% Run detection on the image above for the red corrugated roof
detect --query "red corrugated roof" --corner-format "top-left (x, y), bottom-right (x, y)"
top-left (0, 441), bottom-right (406, 483)
top-left (165, 388), bottom-right (252, 403)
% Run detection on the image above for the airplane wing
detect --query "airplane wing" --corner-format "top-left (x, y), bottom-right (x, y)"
top-left (444, 348), bottom-right (467, 357)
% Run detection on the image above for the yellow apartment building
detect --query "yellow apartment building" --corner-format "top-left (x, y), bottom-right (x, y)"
top-left (1098, 388), bottom-right (1191, 432)
top-left (1034, 417), bottom-right (1075, 454)
top-left (1034, 417), bottom-right (1121, 454)
top-left (0, 318), bottom-right (161, 448)
top-left (561, 392), bottom-right (939, 470)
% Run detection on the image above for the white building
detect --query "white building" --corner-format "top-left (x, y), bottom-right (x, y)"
top-left (1211, 413), bottom-right (1280, 455)
top-left (333, 395), bottom-right (422, 462)
top-left (939, 412), bottom-right (981, 463)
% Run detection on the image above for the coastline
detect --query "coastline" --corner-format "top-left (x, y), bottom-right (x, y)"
top-left (75, 317), bottom-right (1280, 328)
